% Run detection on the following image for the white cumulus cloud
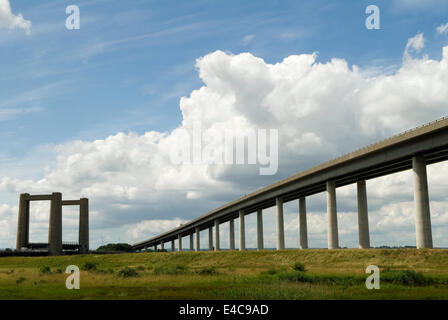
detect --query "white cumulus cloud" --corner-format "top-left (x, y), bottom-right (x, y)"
top-left (403, 33), bottom-right (425, 60)
top-left (0, 0), bottom-right (31, 34)
top-left (437, 22), bottom-right (448, 35)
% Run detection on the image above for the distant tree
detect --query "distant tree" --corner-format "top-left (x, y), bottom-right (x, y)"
top-left (96, 243), bottom-right (133, 252)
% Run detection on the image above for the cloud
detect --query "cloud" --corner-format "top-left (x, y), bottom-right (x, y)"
top-left (1, 36), bottom-right (448, 249)
top-left (437, 22), bottom-right (448, 35)
top-left (395, 0), bottom-right (448, 9)
top-left (241, 34), bottom-right (255, 44)
top-left (126, 218), bottom-right (187, 241)
top-left (404, 33), bottom-right (425, 60)
top-left (0, 0), bottom-right (31, 34)
top-left (0, 204), bottom-right (17, 247)
top-left (0, 106), bottom-right (40, 121)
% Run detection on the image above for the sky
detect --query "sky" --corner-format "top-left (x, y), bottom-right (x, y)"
top-left (1, 0), bottom-right (448, 250)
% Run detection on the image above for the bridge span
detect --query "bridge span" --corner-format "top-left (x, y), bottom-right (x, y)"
top-left (133, 116), bottom-right (448, 251)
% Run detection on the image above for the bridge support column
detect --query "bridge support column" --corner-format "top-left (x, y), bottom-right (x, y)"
top-left (257, 210), bottom-right (264, 250)
top-left (49, 192), bottom-right (63, 256)
top-left (412, 155), bottom-right (433, 249)
top-left (178, 234), bottom-right (182, 252)
top-left (299, 197), bottom-right (308, 249)
top-left (276, 197), bottom-right (285, 250)
top-left (229, 219), bottom-right (235, 250)
top-left (326, 181), bottom-right (339, 249)
top-left (239, 210), bottom-right (245, 251)
top-left (171, 240), bottom-right (175, 252)
top-left (16, 193), bottom-right (30, 250)
top-left (195, 227), bottom-right (200, 252)
top-left (79, 198), bottom-right (89, 254)
top-left (154, 244), bottom-right (157, 252)
top-left (214, 220), bottom-right (220, 251)
top-left (161, 241), bottom-right (165, 251)
top-left (357, 180), bottom-right (370, 249)
top-left (208, 227), bottom-right (213, 250)
top-left (190, 233), bottom-right (194, 251)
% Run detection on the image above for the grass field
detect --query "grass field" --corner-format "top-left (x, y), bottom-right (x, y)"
top-left (0, 249), bottom-right (448, 300)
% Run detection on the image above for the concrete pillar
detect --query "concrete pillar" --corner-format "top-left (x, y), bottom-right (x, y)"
top-left (412, 155), bottom-right (433, 249)
top-left (161, 241), bottom-right (165, 251)
top-left (178, 234), bottom-right (182, 252)
top-left (154, 244), bottom-right (158, 252)
top-left (276, 197), bottom-right (285, 250)
top-left (79, 198), bottom-right (89, 254)
top-left (25, 201), bottom-right (29, 246)
top-left (214, 220), bottom-right (220, 251)
top-left (24, 196), bottom-right (29, 246)
top-left (195, 227), bottom-right (200, 252)
top-left (239, 210), bottom-right (245, 251)
top-left (171, 239), bottom-right (175, 252)
top-left (257, 210), bottom-right (264, 250)
top-left (357, 181), bottom-right (370, 249)
top-left (326, 181), bottom-right (339, 249)
top-left (190, 233), bottom-right (194, 251)
top-left (299, 197), bottom-right (308, 249)
top-left (208, 227), bottom-right (213, 250)
top-left (48, 192), bottom-right (63, 256)
top-left (229, 219), bottom-right (235, 250)
top-left (16, 193), bottom-right (30, 250)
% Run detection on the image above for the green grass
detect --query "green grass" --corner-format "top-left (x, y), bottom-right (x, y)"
top-left (0, 249), bottom-right (448, 299)
top-left (153, 264), bottom-right (188, 275)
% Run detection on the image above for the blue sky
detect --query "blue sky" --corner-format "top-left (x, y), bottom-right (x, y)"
top-left (1, 0), bottom-right (448, 249)
top-left (2, 0), bottom-right (448, 159)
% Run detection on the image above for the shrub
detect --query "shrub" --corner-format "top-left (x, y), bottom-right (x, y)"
top-left (196, 267), bottom-right (218, 275)
top-left (39, 266), bottom-right (51, 274)
top-left (16, 277), bottom-right (26, 284)
top-left (277, 271), bottom-right (363, 286)
top-left (153, 264), bottom-right (188, 275)
top-left (382, 269), bottom-right (430, 286)
top-left (278, 271), bottom-right (314, 283)
top-left (292, 263), bottom-right (306, 272)
top-left (117, 267), bottom-right (139, 278)
top-left (96, 243), bottom-right (133, 252)
top-left (82, 262), bottom-right (98, 271)
top-left (260, 269), bottom-right (278, 276)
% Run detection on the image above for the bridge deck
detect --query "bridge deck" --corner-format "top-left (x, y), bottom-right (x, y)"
top-left (24, 242), bottom-right (80, 250)
top-left (133, 116), bottom-right (448, 249)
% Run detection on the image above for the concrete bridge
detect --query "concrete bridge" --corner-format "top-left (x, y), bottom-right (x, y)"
top-left (132, 116), bottom-right (448, 252)
top-left (16, 193), bottom-right (89, 256)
